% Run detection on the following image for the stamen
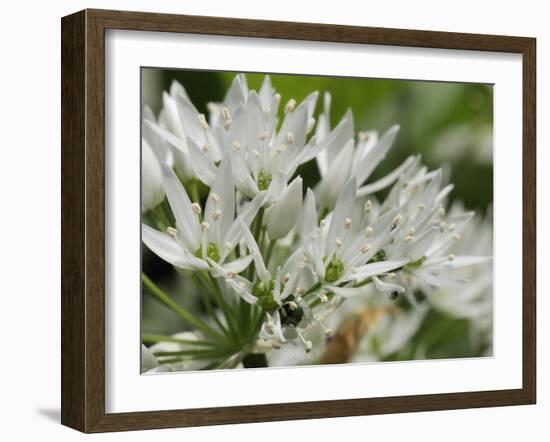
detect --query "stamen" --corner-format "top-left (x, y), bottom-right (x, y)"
top-left (344, 218), bottom-right (352, 230)
top-left (210, 192), bottom-right (220, 204)
top-left (358, 131), bottom-right (371, 142)
top-left (284, 98), bottom-right (296, 114)
top-left (265, 321), bottom-right (274, 334)
top-left (447, 254), bottom-right (455, 261)
top-left (226, 271), bottom-right (236, 279)
top-left (448, 223), bottom-right (456, 231)
top-left (232, 141), bottom-right (241, 152)
top-left (361, 244), bottom-right (371, 253)
top-left (197, 113), bottom-right (209, 130)
top-left (166, 227), bottom-right (178, 237)
top-left (317, 292), bottom-right (328, 303)
top-left (335, 238), bottom-right (343, 247)
top-left (200, 221), bottom-right (210, 232)
top-left (318, 320), bottom-right (333, 337)
top-left (288, 301), bottom-right (298, 311)
top-left (452, 233), bottom-right (462, 241)
top-left (391, 214), bottom-right (402, 228)
top-left (307, 117), bottom-right (316, 134)
top-left (365, 226), bottom-right (373, 237)
top-left (222, 107), bottom-right (231, 121)
top-left (259, 130), bottom-right (270, 141)
top-left (302, 254), bottom-right (309, 263)
top-left (274, 93), bottom-right (281, 107)
top-left (364, 200), bottom-right (372, 213)
top-left (252, 149), bottom-right (260, 158)
top-left (404, 235), bottom-right (414, 243)
top-left (296, 287), bottom-right (305, 295)
top-left (439, 221), bottom-right (447, 231)
top-left (418, 203), bottom-right (426, 210)
top-left (437, 206), bottom-right (446, 217)
top-left (276, 144), bottom-right (287, 154)
top-left (212, 209), bottom-right (222, 221)
top-left (206, 102), bottom-right (218, 114)
top-left (283, 273), bottom-right (291, 284)
top-left (224, 241), bottom-right (233, 249)
top-left (191, 203), bottom-right (202, 215)
top-left (387, 272), bottom-right (396, 280)
top-left (408, 227), bottom-right (416, 235)
top-left (296, 330), bottom-right (313, 353)
top-left (286, 132), bottom-right (294, 145)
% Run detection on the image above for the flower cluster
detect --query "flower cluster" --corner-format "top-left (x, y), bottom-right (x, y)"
top-left (141, 74), bottom-right (491, 371)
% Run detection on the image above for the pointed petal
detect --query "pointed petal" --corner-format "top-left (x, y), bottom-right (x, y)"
top-left (186, 137), bottom-right (217, 186)
top-left (142, 224), bottom-right (208, 270)
top-left (326, 176), bottom-right (356, 253)
top-left (355, 125), bottom-right (400, 185)
top-left (301, 188), bottom-right (318, 239)
top-left (238, 219), bottom-right (270, 283)
top-left (325, 284), bottom-right (372, 298)
top-left (372, 276), bottom-right (406, 294)
top-left (204, 156), bottom-right (235, 244)
top-left (267, 177), bottom-right (303, 239)
top-left (316, 140), bottom-right (355, 210)
top-left (350, 259), bottom-right (409, 281)
top-left (160, 165), bottom-right (200, 252)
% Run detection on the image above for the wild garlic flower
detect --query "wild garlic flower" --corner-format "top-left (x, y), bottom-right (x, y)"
top-left (142, 157), bottom-right (261, 273)
top-left (314, 92), bottom-right (417, 210)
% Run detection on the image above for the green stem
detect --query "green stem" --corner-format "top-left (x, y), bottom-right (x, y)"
top-left (141, 273), bottom-right (228, 344)
top-left (199, 272), bottom-right (240, 343)
top-left (191, 274), bottom-right (232, 339)
top-left (142, 333), bottom-right (217, 347)
top-left (189, 180), bottom-right (200, 204)
top-left (264, 239), bottom-right (277, 267)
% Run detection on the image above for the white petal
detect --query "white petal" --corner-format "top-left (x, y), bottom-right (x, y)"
top-left (225, 278), bottom-right (258, 304)
top-left (350, 259), bottom-right (409, 281)
top-left (174, 90), bottom-right (205, 145)
top-left (301, 188), bottom-right (318, 239)
top-left (222, 255), bottom-right (254, 274)
top-left (186, 137), bottom-right (217, 186)
top-left (355, 125), bottom-right (400, 185)
top-left (325, 285), bottom-right (372, 298)
top-left (141, 138), bottom-right (164, 212)
top-left (264, 171), bottom-right (287, 206)
top-left (222, 192), bottom-right (266, 260)
top-left (267, 177), bottom-right (303, 239)
top-left (160, 165), bottom-right (200, 252)
top-left (142, 224), bottom-right (208, 270)
top-left (238, 219), bottom-right (270, 283)
top-left (372, 276), bottom-right (406, 294)
top-left (316, 140), bottom-right (355, 210)
top-left (326, 176), bottom-right (356, 254)
top-left (204, 156), bottom-right (235, 244)
top-left (358, 155), bottom-right (416, 197)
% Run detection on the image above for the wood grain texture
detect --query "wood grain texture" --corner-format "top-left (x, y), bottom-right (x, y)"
top-left (60, 8), bottom-right (537, 433)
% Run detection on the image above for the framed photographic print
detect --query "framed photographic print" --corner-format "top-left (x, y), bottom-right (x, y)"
top-left (61, 9), bottom-right (536, 433)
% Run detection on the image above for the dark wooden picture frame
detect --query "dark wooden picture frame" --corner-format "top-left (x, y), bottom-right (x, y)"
top-left (61, 8), bottom-right (536, 433)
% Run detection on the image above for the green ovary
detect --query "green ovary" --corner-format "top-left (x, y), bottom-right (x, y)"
top-left (324, 257), bottom-right (345, 283)
top-left (196, 243), bottom-right (221, 262)
top-left (257, 169), bottom-right (272, 191)
top-left (368, 249), bottom-right (387, 264)
top-left (252, 279), bottom-right (279, 312)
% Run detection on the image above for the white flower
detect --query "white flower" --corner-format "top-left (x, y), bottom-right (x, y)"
top-left (142, 157), bottom-right (262, 274)
top-left (145, 75), bottom-right (347, 208)
top-left (315, 92), bottom-right (415, 210)
top-left (303, 178), bottom-right (409, 295)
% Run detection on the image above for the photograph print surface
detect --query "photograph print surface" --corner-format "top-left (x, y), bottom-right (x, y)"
top-left (140, 69), bottom-right (493, 373)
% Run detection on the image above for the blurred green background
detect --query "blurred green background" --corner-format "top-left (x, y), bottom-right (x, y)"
top-left (141, 69), bottom-right (493, 359)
